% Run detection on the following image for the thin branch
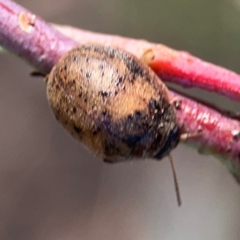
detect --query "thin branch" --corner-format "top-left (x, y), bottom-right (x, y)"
top-left (0, 0), bottom-right (77, 73)
top-left (0, 0), bottom-right (240, 181)
top-left (171, 92), bottom-right (240, 182)
top-left (54, 25), bottom-right (240, 102)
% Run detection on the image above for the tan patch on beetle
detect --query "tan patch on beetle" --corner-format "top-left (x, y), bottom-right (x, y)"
top-left (46, 44), bottom-right (179, 162)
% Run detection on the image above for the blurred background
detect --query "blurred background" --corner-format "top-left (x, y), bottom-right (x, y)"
top-left (1, 0), bottom-right (240, 239)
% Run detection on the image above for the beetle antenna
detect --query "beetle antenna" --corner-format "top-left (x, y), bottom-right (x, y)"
top-left (168, 154), bottom-right (181, 206)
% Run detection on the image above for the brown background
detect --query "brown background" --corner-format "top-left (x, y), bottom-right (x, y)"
top-left (0, 0), bottom-right (240, 239)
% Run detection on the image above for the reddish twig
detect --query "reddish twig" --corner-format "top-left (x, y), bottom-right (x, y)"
top-left (0, 0), bottom-right (240, 181)
top-left (0, 0), bottom-right (77, 73)
top-left (170, 92), bottom-right (240, 182)
top-left (54, 25), bottom-right (240, 102)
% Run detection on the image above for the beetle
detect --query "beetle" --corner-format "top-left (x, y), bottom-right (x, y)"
top-left (46, 43), bottom-right (181, 205)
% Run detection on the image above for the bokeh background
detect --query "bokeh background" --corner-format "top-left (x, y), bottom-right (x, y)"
top-left (1, 0), bottom-right (240, 239)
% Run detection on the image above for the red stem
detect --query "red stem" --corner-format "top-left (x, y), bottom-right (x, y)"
top-left (55, 25), bottom-right (240, 102)
top-left (171, 92), bottom-right (240, 182)
top-left (0, 0), bottom-right (240, 181)
top-left (0, 0), bottom-right (77, 73)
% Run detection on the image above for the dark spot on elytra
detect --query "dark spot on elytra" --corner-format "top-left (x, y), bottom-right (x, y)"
top-left (116, 77), bottom-right (123, 86)
top-left (67, 79), bottom-right (76, 88)
top-left (127, 61), bottom-right (144, 80)
top-left (127, 114), bottom-right (133, 120)
top-left (124, 135), bottom-right (141, 148)
top-left (84, 98), bottom-right (87, 103)
top-left (135, 110), bottom-right (141, 116)
top-left (102, 110), bottom-right (107, 116)
top-left (101, 111), bottom-right (112, 123)
top-left (55, 84), bottom-right (60, 90)
top-left (93, 127), bottom-right (101, 135)
top-left (86, 57), bottom-right (90, 63)
top-left (78, 92), bottom-right (82, 98)
top-left (150, 134), bottom-right (163, 150)
top-left (108, 50), bottom-right (115, 58)
top-left (73, 56), bottom-right (77, 61)
top-left (100, 91), bottom-right (109, 98)
top-left (98, 64), bottom-right (103, 70)
top-left (93, 45), bottom-right (100, 52)
top-left (146, 77), bottom-right (151, 83)
top-left (149, 99), bottom-right (160, 110)
top-left (101, 72), bottom-right (104, 77)
top-left (86, 72), bottom-right (91, 78)
top-left (104, 142), bottom-right (118, 155)
top-left (72, 107), bottom-right (77, 114)
top-left (73, 125), bottom-right (82, 134)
